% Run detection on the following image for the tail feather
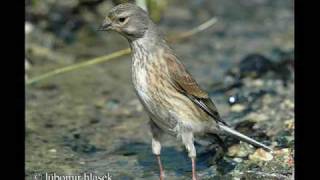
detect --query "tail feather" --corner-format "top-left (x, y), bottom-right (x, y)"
top-left (218, 123), bottom-right (273, 152)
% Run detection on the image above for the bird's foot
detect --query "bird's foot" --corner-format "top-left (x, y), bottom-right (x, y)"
top-left (159, 173), bottom-right (165, 180)
top-left (192, 175), bottom-right (198, 180)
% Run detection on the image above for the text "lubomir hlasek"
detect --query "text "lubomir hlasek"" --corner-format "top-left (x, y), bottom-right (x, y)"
top-left (34, 173), bottom-right (112, 180)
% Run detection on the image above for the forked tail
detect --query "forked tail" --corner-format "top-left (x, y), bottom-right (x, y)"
top-left (218, 123), bottom-right (273, 152)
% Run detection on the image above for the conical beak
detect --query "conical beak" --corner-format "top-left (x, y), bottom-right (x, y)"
top-left (98, 17), bottom-right (112, 31)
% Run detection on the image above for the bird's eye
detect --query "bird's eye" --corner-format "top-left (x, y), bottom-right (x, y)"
top-left (118, 17), bottom-right (127, 23)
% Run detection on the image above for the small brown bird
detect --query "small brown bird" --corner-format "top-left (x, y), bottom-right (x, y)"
top-left (99, 3), bottom-right (272, 180)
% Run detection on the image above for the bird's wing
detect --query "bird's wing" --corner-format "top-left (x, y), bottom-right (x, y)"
top-left (164, 53), bottom-right (228, 125)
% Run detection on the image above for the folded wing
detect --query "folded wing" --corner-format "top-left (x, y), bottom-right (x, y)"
top-left (164, 53), bottom-right (228, 126)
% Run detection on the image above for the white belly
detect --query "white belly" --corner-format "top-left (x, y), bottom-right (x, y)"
top-left (132, 65), bottom-right (178, 134)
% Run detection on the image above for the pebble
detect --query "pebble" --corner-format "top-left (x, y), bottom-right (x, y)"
top-left (282, 99), bottom-right (294, 109)
top-left (249, 149), bottom-right (273, 161)
top-left (262, 94), bottom-right (273, 104)
top-left (227, 144), bottom-right (241, 157)
top-left (227, 144), bottom-right (251, 157)
top-left (231, 104), bottom-right (245, 112)
top-left (252, 79), bottom-right (264, 87)
top-left (49, 149), bottom-right (57, 153)
top-left (284, 119), bottom-right (294, 129)
top-left (228, 96), bottom-right (237, 105)
top-left (25, 22), bottom-right (33, 34)
top-left (274, 148), bottom-right (290, 158)
top-left (246, 112), bottom-right (269, 122)
top-left (233, 158), bottom-right (243, 163)
top-left (106, 99), bottom-right (120, 110)
top-left (25, 59), bottom-right (31, 71)
top-left (274, 148), bottom-right (293, 166)
top-left (94, 99), bottom-right (105, 109)
top-left (128, 99), bottom-right (143, 112)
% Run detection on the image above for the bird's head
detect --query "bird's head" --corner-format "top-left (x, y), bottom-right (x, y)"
top-left (99, 3), bottom-right (150, 40)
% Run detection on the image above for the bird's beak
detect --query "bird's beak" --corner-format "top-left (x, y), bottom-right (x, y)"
top-left (98, 17), bottom-right (112, 31)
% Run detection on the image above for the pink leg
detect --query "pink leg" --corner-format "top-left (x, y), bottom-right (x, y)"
top-left (192, 157), bottom-right (197, 180)
top-left (156, 155), bottom-right (165, 180)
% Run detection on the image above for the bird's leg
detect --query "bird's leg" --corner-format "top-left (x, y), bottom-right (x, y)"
top-left (191, 157), bottom-right (197, 180)
top-left (150, 120), bottom-right (165, 179)
top-left (181, 132), bottom-right (197, 180)
top-left (155, 154), bottom-right (164, 180)
top-left (152, 138), bottom-right (164, 180)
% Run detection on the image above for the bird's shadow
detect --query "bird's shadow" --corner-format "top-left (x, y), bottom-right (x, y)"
top-left (112, 141), bottom-right (235, 176)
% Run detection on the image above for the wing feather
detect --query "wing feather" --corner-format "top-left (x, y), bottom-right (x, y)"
top-left (164, 53), bottom-right (228, 125)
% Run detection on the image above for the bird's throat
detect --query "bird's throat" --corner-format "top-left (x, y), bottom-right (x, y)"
top-left (129, 21), bottom-right (168, 56)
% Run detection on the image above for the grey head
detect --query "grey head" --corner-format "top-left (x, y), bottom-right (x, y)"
top-left (99, 3), bottom-right (151, 41)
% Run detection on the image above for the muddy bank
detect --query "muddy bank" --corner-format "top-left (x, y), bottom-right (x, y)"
top-left (26, 0), bottom-right (294, 179)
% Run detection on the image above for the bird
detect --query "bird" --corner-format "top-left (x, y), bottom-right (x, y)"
top-left (99, 3), bottom-right (272, 180)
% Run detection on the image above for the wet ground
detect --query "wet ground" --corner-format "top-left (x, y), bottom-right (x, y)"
top-left (26, 0), bottom-right (294, 179)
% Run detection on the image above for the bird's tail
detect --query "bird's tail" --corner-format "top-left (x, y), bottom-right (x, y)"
top-left (218, 123), bottom-right (273, 152)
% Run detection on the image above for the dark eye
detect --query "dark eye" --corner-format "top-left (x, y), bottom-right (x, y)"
top-left (118, 17), bottom-right (126, 23)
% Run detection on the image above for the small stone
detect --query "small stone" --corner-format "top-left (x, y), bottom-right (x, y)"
top-left (284, 119), bottom-right (294, 129)
top-left (249, 148), bottom-right (273, 161)
top-left (274, 148), bottom-right (293, 166)
top-left (271, 141), bottom-right (278, 147)
top-left (106, 99), bottom-right (120, 110)
top-left (49, 149), bottom-right (57, 153)
top-left (246, 112), bottom-right (269, 122)
top-left (136, 103), bottom-right (143, 112)
top-left (228, 93), bottom-right (245, 105)
top-left (227, 144), bottom-right (251, 157)
top-left (233, 158), bottom-right (243, 163)
top-left (25, 22), bottom-right (33, 34)
top-left (252, 79), bottom-right (264, 87)
top-left (274, 148), bottom-right (290, 156)
top-left (25, 59), bottom-right (31, 71)
top-left (282, 99), bottom-right (294, 109)
top-left (120, 109), bottom-right (131, 116)
top-left (128, 99), bottom-right (143, 112)
top-left (94, 99), bottom-right (105, 109)
top-left (227, 144), bottom-right (241, 157)
top-left (262, 94), bottom-right (273, 104)
top-left (228, 96), bottom-right (237, 105)
top-left (231, 104), bottom-right (245, 112)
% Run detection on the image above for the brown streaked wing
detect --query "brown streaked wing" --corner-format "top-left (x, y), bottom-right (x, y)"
top-left (164, 53), bottom-right (228, 125)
